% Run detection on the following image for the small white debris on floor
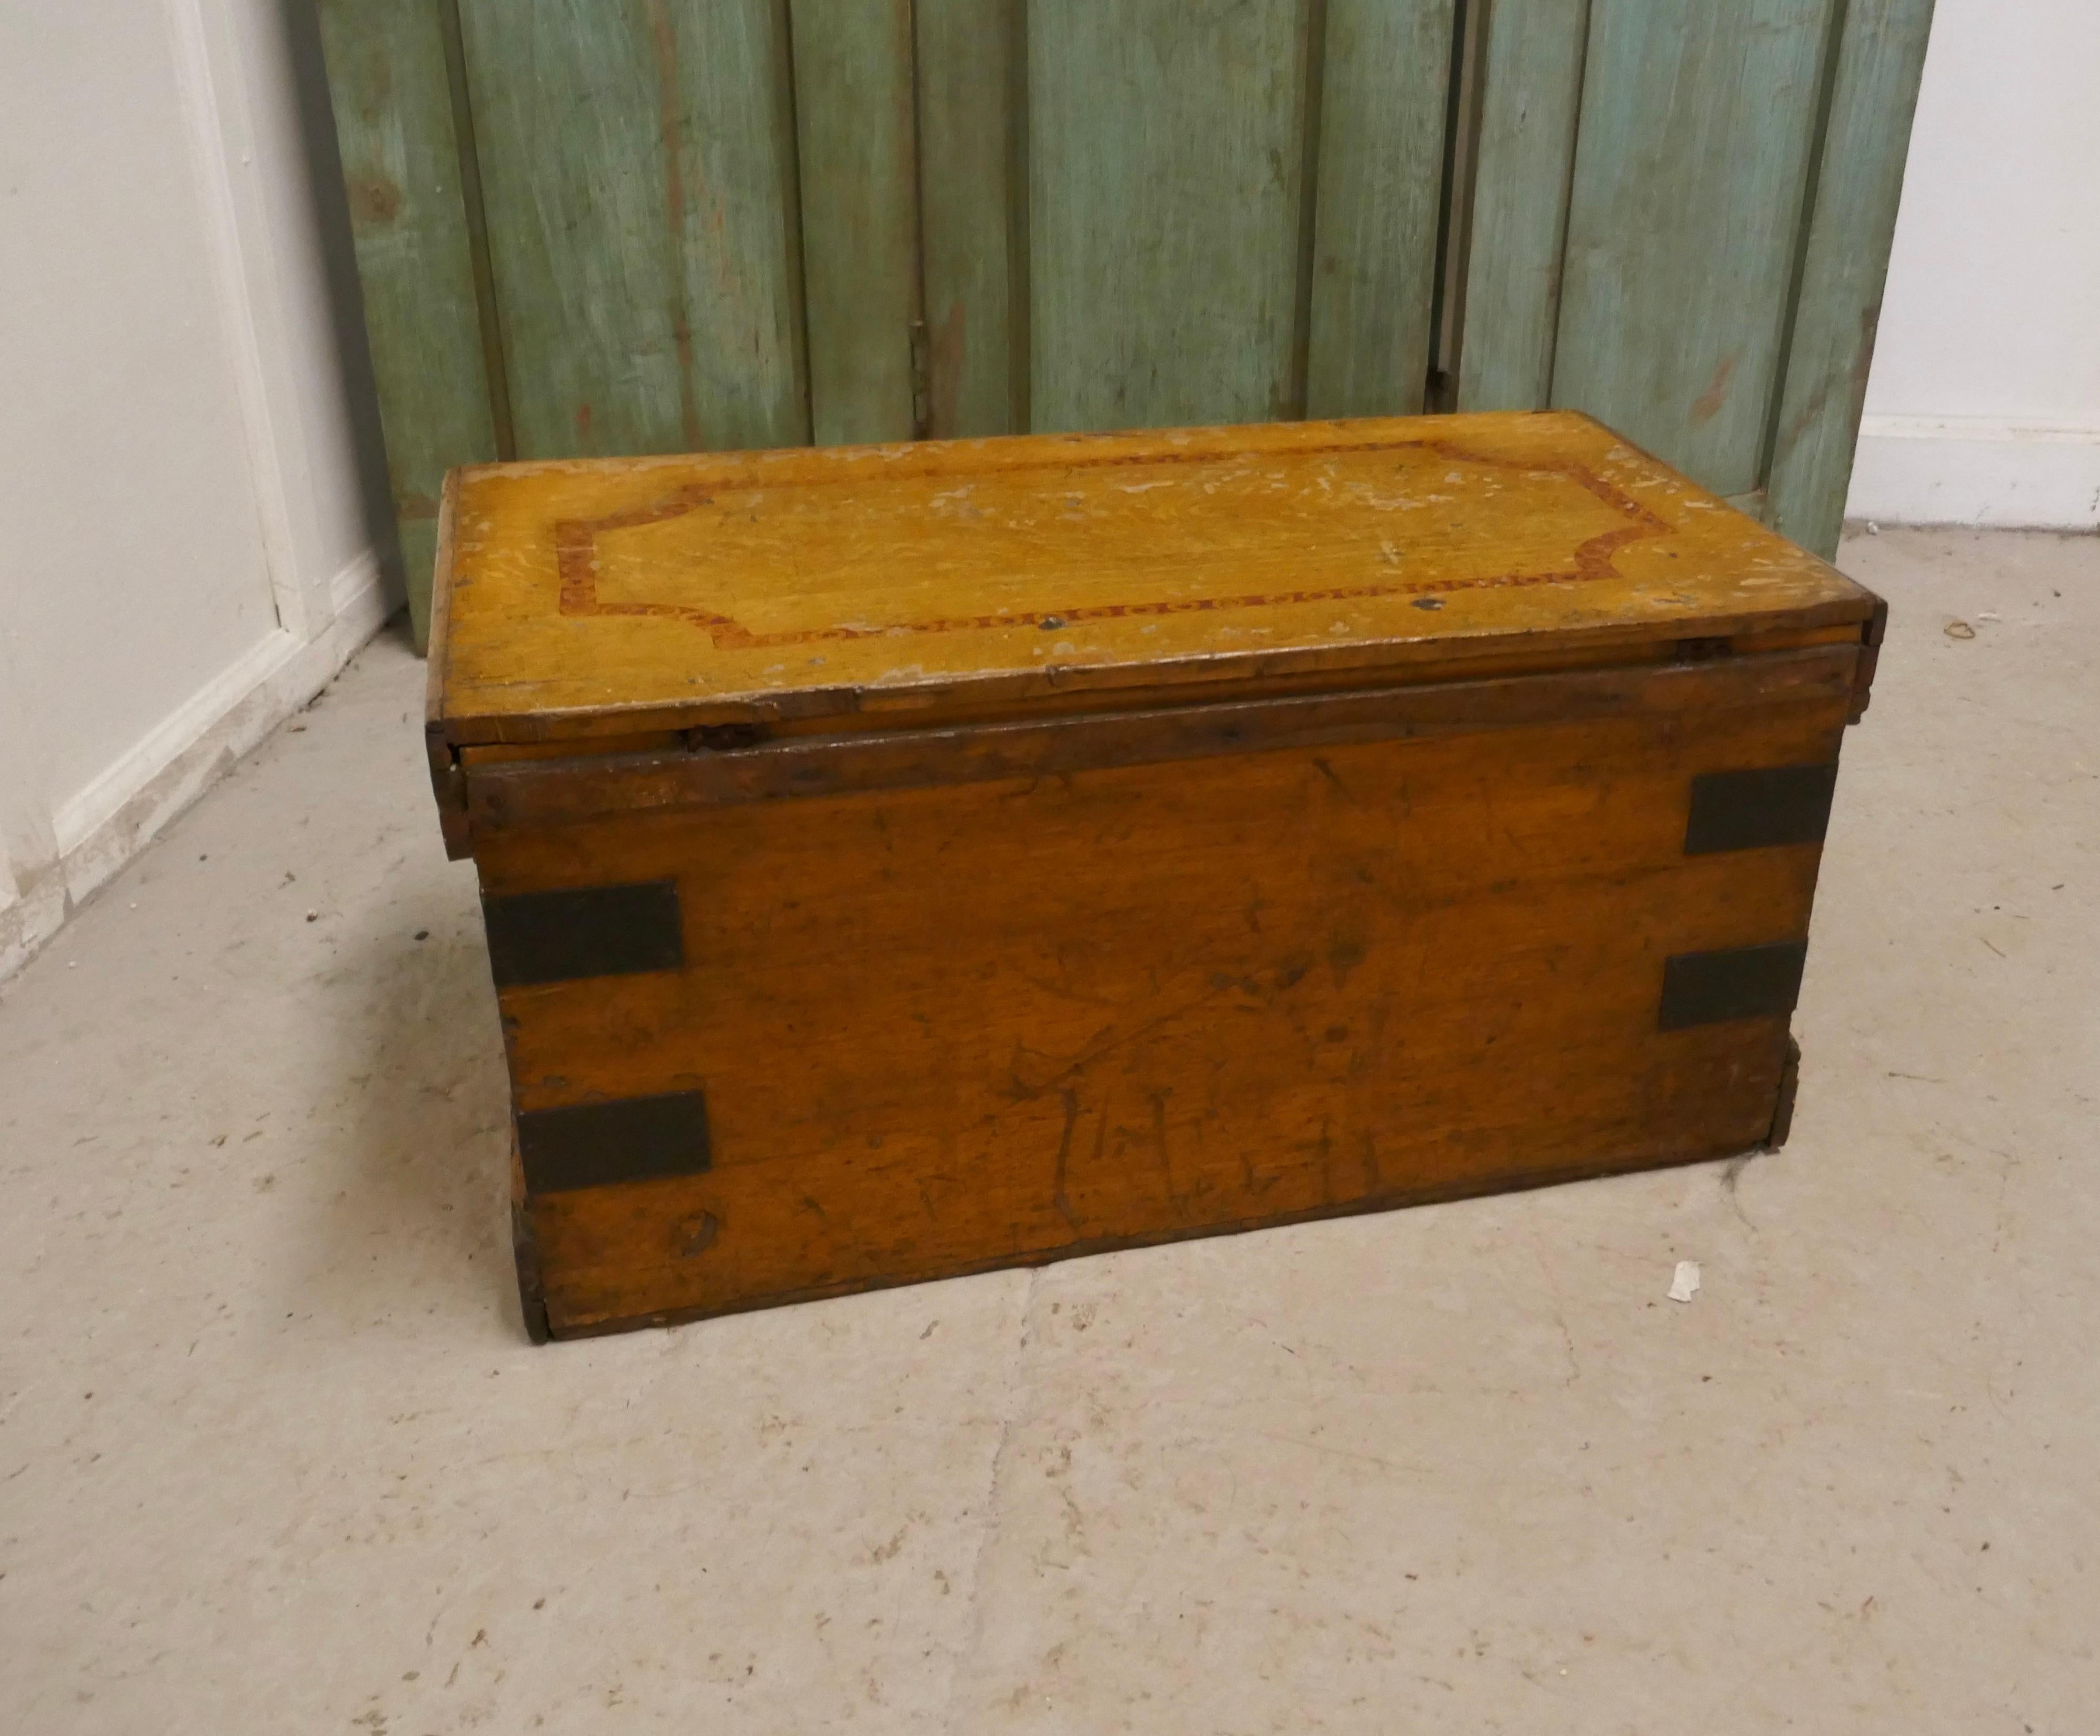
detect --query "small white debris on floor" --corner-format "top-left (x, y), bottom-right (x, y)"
top-left (1669, 1260), bottom-right (1702, 1304)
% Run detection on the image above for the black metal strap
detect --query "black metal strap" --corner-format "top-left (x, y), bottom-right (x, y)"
top-left (1659, 941), bottom-right (1808, 1031)
top-left (482, 881), bottom-right (683, 988)
top-left (517, 1092), bottom-right (712, 1193)
top-left (1684, 764), bottom-right (1838, 854)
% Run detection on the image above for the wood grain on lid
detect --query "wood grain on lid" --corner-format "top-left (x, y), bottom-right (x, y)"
top-left (434, 411), bottom-right (1875, 744)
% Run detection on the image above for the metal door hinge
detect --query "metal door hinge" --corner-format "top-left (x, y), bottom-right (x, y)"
top-left (909, 318), bottom-right (931, 440)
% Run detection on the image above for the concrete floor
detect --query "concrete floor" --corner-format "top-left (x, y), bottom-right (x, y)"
top-left (1, 526), bottom-right (2093, 1733)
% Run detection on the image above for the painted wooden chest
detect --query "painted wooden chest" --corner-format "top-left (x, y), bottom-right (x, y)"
top-left (425, 413), bottom-right (1883, 1340)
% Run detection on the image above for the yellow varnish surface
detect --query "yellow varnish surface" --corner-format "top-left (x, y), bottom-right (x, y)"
top-left (436, 412), bottom-right (1872, 741)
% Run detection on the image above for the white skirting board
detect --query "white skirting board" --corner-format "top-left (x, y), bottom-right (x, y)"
top-left (1846, 416), bottom-right (2100, 532)
top-left (0, 551), bottom-right (396, 984)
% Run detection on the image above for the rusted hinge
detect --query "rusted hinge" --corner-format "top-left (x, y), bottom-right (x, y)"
top-left (685, 722), bottom-right (767, 753)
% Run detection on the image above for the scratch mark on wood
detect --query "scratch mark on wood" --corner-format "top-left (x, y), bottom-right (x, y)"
top-left (1051, 1086), bottom-right (1082, 1230)
top-left (674, 1209), bottom-right (719, 1256)
top-left (1150, 1087), bottom-right (1178, 1216)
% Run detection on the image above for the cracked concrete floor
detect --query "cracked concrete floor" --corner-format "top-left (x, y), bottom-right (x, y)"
top-left (2, 527), bottom-right (2095, 1733)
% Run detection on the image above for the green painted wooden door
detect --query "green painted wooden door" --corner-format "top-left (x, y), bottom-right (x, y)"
top-left (318, 0), bottom-right (1931, 650)
top-left (1459, 0), bottom-right (1934, 558)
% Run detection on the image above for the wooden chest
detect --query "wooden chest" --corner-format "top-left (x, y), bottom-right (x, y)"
top-left (426, 413), bottom-right (1883, 1341)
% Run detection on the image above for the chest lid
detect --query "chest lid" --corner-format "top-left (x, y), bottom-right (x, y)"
top-left (428, 411), bottom-right (1876, 748)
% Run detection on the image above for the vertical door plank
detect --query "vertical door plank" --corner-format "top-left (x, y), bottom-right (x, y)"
top-left (1305, 0), bottom-right (1455, 418)
top-left (914, 0), bottom-right (1026, 438)
top-left (1766, 0), bottom-right (1935, 558)
top-left (789, 0), bottom-right (920, 446)
top-left (1455, 0), bottom-right (1591, 412)
top-left (317, 0), bottom-right (498, 650)
top-left (1551, 0), bottom-right (1838, 498)
top-left (456, 0), bottom-right (805, 460)
top-left (1030, 1), bottom-right (1312, 433)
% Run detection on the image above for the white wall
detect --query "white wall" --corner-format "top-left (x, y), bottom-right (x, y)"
top-left (1849, 0), bottom-right (2100, 530)
top-left (0, 1), bottom-right (397, 982)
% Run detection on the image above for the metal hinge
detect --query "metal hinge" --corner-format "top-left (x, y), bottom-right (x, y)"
top-left (685, 722), bottom-right (767, 753)
top-left (909, 318), bottom-right (931, 440)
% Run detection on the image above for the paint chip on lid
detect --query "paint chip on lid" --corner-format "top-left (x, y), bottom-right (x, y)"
top-left (1668, 1260), bottom-right (1702, 1303)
